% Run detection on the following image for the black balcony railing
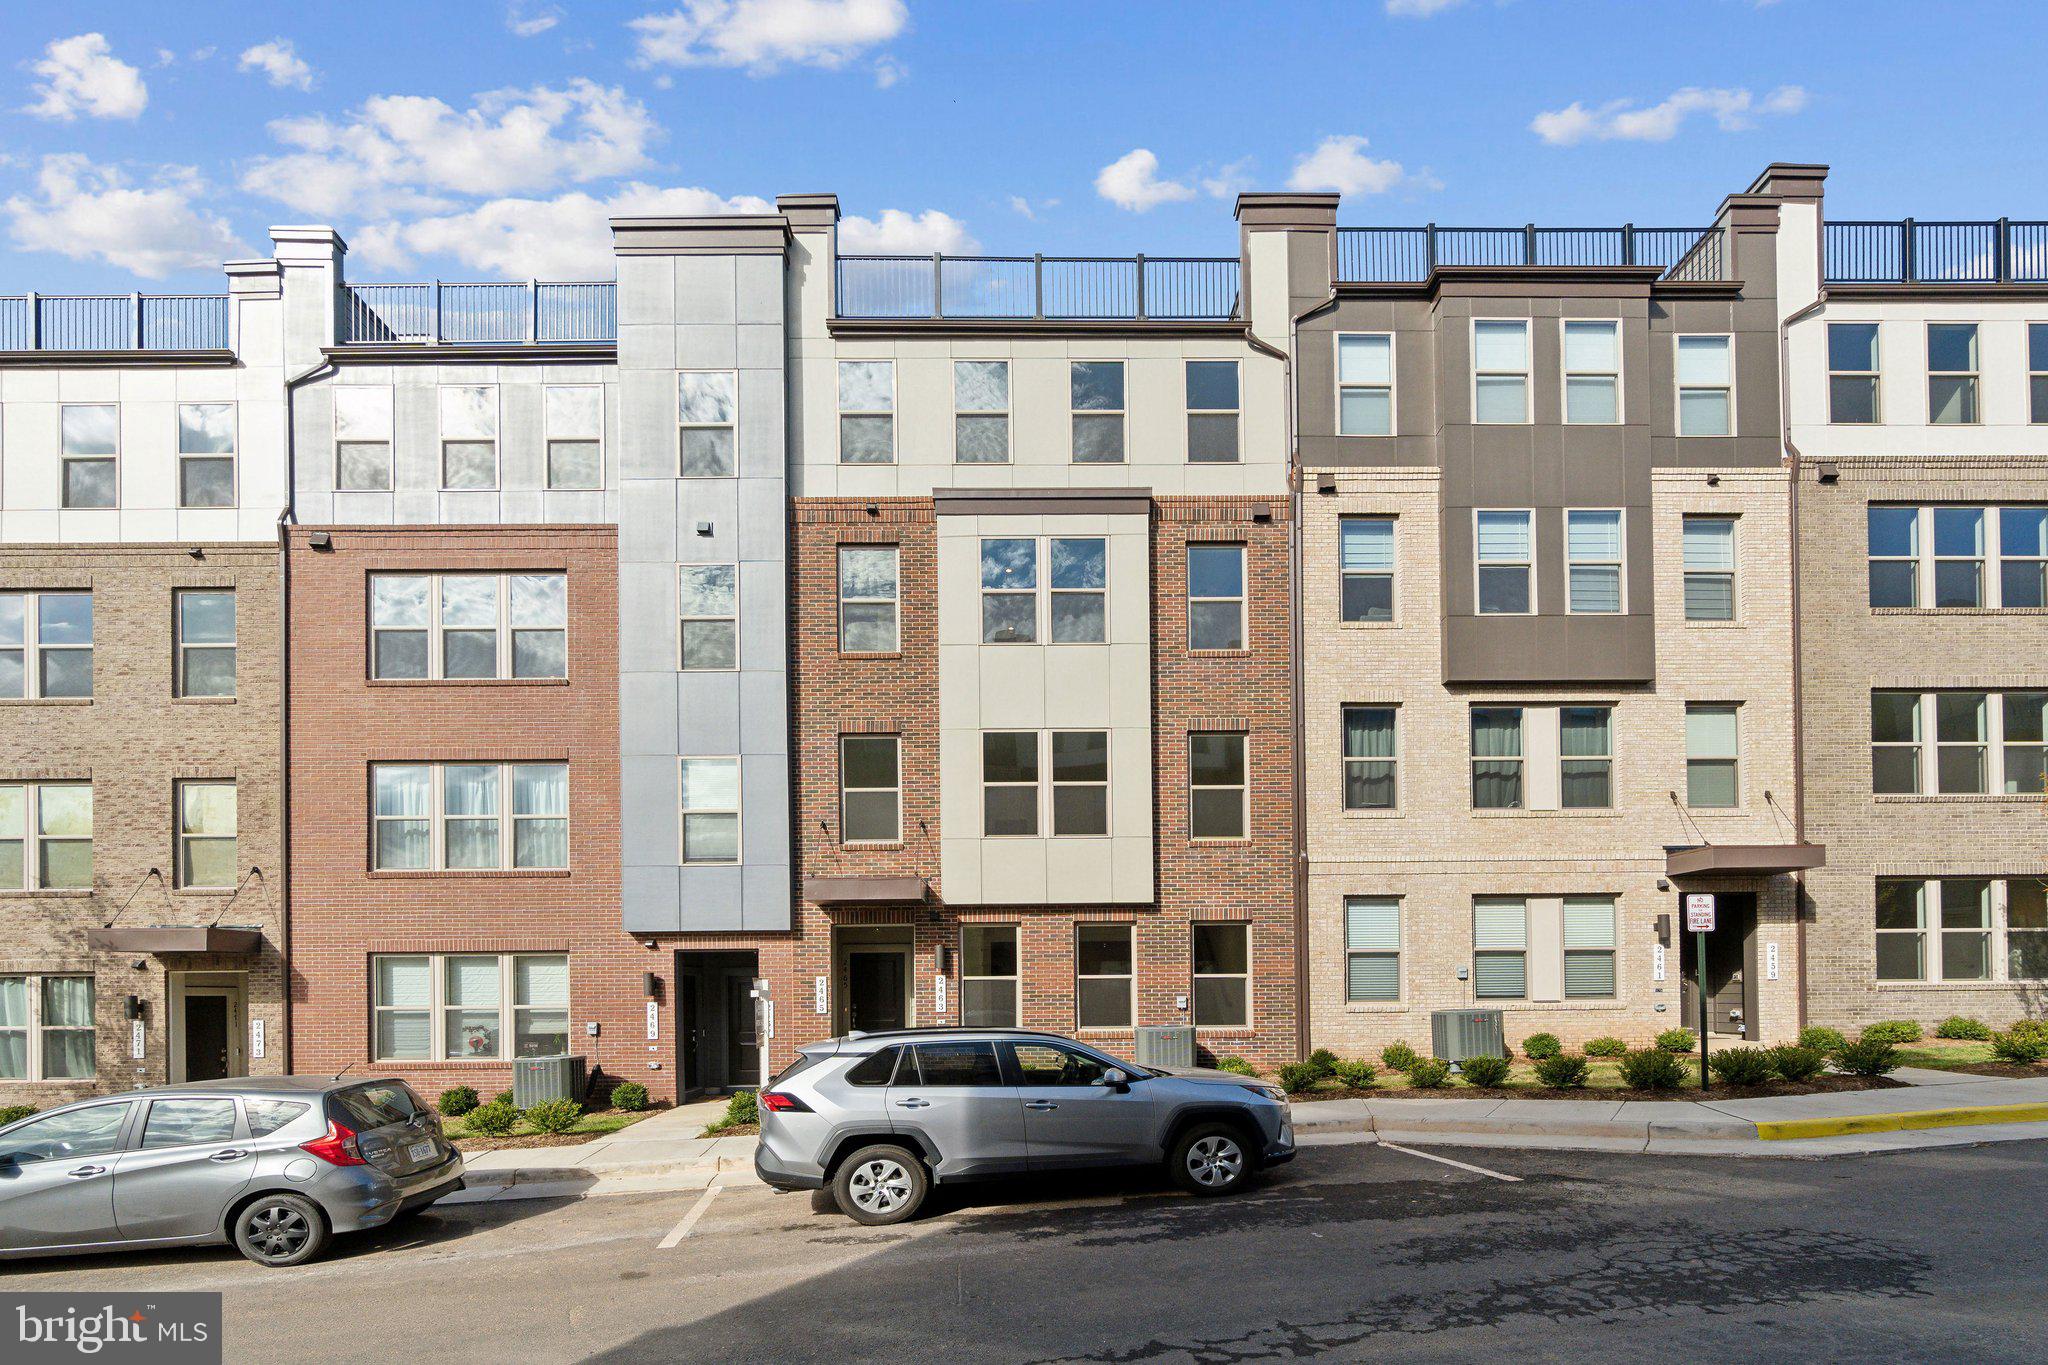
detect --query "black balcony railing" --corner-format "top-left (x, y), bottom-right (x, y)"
top-left (834, 254), bottom-right (1241, 321)
top-left (1335, 225), bottom-right (1727, 283)
top-left (0, 293), bottom-right (231, 350)
top-left (340, 281), bottom-right (617, 344)
top-left (1825, 219), bottom-right (2048, 284)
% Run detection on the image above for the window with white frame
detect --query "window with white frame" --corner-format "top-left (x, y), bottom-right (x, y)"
top-left (1563, 896), bottom-right (1617, 998)
top-left (839, 735), bottom-right (900, 844)
top-left (1050, 538), bottom-right (1106, 643)
top-left (2032, 325), bottom-right (2048, 424)
top-left (1071, 361), bottom-right (1125, 463)
top-left (960, 926), bottom-right (1018, 1027)
top-left (1676, 335), bottom-right (1733, 436)
top-left (981, 536), bottom-right (1108, 645)
top-left (1928, 323), bottom-right (1979, 425)
top-left (178, 402), bottom-right (236, 508)
top-left (1682, 515), bottom-right (1737, 621)
top-left (2004, 508), bottom-right (2048, 608)
top-left (1828, 322), bottom-right (1880, 424)
top-left (0, 974), bottom-right (95, 1080)
top-left (838, 545), bottom-right (898, 652)
top-left (1345, 897), bottom-right (1400, 1002)
top-left (1686, 704), bottom-right (1741, 808)
top-left (1473, 898), bottom-right (1528, 999)
top-left (1340, 517), bottom-right (1394, 622)
top-left (369, 573), bottom-right (566, 681)
top-left (372, 953), bottom-right (568, 1062)
top-left (1189, 732), bottom-right (1247, 839)
top-left (1342, 706), bottom-right (1397, 810)
top-left (680, 372), bottom-right (738, 476)
top-left (1932, 506), bottom-right (1985, 607)
top-left (2013, 878), bottom-right (2048, 979)
top-left (0, 591), bottom-right (93, 699)
top-left (1187, 543), bottom-right (1245, 650)
top-left (838, 361), bottom-right (894, 464)
top-left (1875, 878), bottom-right (2014, 983)
top-left (1560, 706), bottom-right (1613, 809)
top-left (1051, 731), bottom-right (1109, 836)
top-left (679, 757), bottom-right (740, 863)
top-left (1565, 510), bottom-right (1623, 613)
top-left (1472, 320), bottom-right (1530, 423)
top-left (370, 763), bottom-right (567, 871)
top-left (1475, 510), bottom-right (1532, 614)
top-left (2004, 692), bottom-right (2048, 797)
top-left (1867, 690), bottom-right (2048, 796)
top-left (1193, 923), bottom-right (1248, 1026)
top-left (981, 731), bottom-right (1039, 837)
top-left (1471, 708), bottom-right (1523, 809)
top-left (1337, 333), bottom-right (1393, 435)
top-left (334, 385), bottom-right (394, 491)
top-left (0, 782), bottom-right (92, 890)
top-left (1867, 505), bottom-right (2048, 610)
top-left (60, 404), bottom-right (118, 509)
top-left (954, 360), bottom-right (1010, 464)
top-left (440, 385), bottom-right (499, 489)
top-left (1075, 924), bottom-right (1132, 1028)
top-left (1563, 320), bottom-right (1620, 424)
top-left (174, 589), bottom-right (235, 699)
top-left (544, 384), bottom-right (604, 490)
top-left (176, 781), bottom-right (237, 890)
top-left (1186, 361), bottom-right (1240, 463)
top-left (678, 565), bottom-right (738, 671)
top-left (980, 538), bottom-right (1037, 644)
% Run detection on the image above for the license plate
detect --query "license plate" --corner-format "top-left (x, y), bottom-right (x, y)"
top-left (407, 1140), bottom-right (436, 1163)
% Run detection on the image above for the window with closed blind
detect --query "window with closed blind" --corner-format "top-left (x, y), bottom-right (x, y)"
top-left (1344, 897), bottom-right (1400, 1002)
top-left (1473, 898), bottom-right (1528, 999)
top-left (1339, 517), bottom-right (1394, 622)
top-left (1563, 896), bottom-right (1617, 998)
top-left (1565, 510), bottom-right (1623, 614)
top-left (1682, 516), bottom-right (1736, 620)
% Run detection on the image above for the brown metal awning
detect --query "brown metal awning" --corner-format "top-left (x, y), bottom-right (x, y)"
top-left (802, 876), bottom-right (928, 905)
top-left (86, 926), bottom-right (265, 954)
top-left (1665, 844), bottom-right (1826, 878)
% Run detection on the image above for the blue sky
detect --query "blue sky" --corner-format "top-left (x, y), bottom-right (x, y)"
top-left (3, 0), bottom-right (2046, 291)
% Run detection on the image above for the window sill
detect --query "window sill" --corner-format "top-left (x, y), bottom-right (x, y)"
top-left (1473, 998), bottom-right (1627, 1011)
top-left (839, 652), bottom-right (903, 662)
top-left (1872, 979), bottom-right (2047, 990)
top-left (1187, 650), bottom-right (1253, 659)
top-left (1872, 606), bottom-right (2048, 617)
top-left (366, 869), bottom-right (573, 879)
top-left (1338, 621), bottom-right (1401, 630)
top-left (1874, 793), bottom-right (2048, 805)
top-left (173, 696), bottom-right (238, 705)
top-left (0, 889), bottom-right (94, 898)
top-left (170, 887), bottom-right (239, 897)
top-left (1470, 808), bottom-right (1619, 818)
top-left (1682, 620), bottom-right (1747, 629)
top-left (1189, 837), bottom-right (1254, 846)
top-left (842, 842), bottom-right (905, 852)
top-left (0, 698), bottom-right (92, 707)
top-left (1343, 1002), bottom-right (1409, 1012)
top-left (366, 677), bottom-right (570, 688)
top-left (1195, 1027), bottom-right (1256, 1037)
top-left (1340, 808), bottom-right (1403, 819)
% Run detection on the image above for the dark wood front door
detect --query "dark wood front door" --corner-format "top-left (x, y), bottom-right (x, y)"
top-left (680, 974), bottom-right (700, 1096)
top-left (847, 952), bottom-right (906, 1032)
top-left (1680, 893), bottom-right (1757, 1037)
top-left (726, 975), bottom-right (760, 1087)
top-left (183, 994), bottom-right (231, 1081)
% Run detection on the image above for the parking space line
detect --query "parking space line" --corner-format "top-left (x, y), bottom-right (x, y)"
top-left (1379, 1141), bottom-right (1522, 1183)
top-left (657, 1186), bottom-right (722, 1248)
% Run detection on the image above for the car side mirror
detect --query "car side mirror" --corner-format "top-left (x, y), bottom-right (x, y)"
top-left (1101, 1068), bottom-right (1130, 1091)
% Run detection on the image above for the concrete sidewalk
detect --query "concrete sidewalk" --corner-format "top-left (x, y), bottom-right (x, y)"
top-left (446, 1099), bottom-right (764, 1205)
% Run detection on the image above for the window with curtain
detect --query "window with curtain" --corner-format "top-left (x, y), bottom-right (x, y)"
top-left (1475, 510), bottom-right (1532, 614)
top-left (1341, 707), bottom-right (1397, 810)
top-left (0, 591), bottom-right (94, 700)
top-left (0, 975), bottom-right (25, 1080)
top-left (512, 765), bottom-right (568, 868)
top-left (1340, 518), bottom-right (1394, 622)
top-left (176, 781), bottom-right (237, 889)
top-left (445, 955), bottom-right (502, 1059)
top-left (0, 975), bottom-right (95, 1081)
top-left (1473, 898), bottom-right (1528, 999)
top-left (1337, 333), bottom-right (1393, 435)
top-left (1685, 704), bottom-right (1740, 808)
top-left (1471, 708), bottom-right (1524, 809)
top-left (1566, 510), bottom-right (1623, 613)
top-left (961, 926), bottom-right (1018, 1026)
top-left (1682, 516), bottom-right (1736, 620)
top-left (0, 782), bottom-right (93, 890)
top-left (1563, 896), bottom-right (1617, 998)
top-left (1344, 897), bottom-right (1400, 1002)
top-left (1560, 707), bottom-right (1613, 809)
top-left (371, 763), bottom-right (566, 871)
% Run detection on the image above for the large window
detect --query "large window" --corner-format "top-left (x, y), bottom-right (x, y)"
top-left (954, 360), bottom-right (1010, 464)
top-left (1475, 510), bottom-right (1532, 614)
top-left (1070, 361), bottom-right (1125, 463)
top-left (678, 565), bottom-right (737, 671)
top-left (960, 926), bottom-right (1017, 1026)
top-left (979, 534), bottom-right (1106, 645)
top-left (1075, 925), bottom-right (1132, 1028)
top-left (1565, 510), bottom-right (1623, 614)
top-left (334, 385), bottom-right (394, 491)
top-left (176, 781), bottom-right (237, 890)
top-left (981, 732), bottom-right (1039, 837)
top-left (1875, 878), bottom-right (2033, 983)
top-left (178, 402), bottom-right (236, 507)
top-left (1686, 704), bottom-right (1741, 808)
top-left (1342, 706), bottom-right (1397, 810)
top-left (1189, 733), bottom-right (1247, 840)
top-left (1682, 516), bottom-right (1737, 621)
top-left (61, 404), bottom-right (118, 508)
top-left (1187, 544), bottom-right (1246, 651)
top-left (1563, 896), bottom-right (1617, 999)
top-left (1339, 517), bottom-right (1394, 622)
top-left (372, 953), bottom-right (568, 1062)
top-left (679, 757), bottom-right (740, 863)
top-left (1867, 690), bottom-right (2048, 796)
top-left (1186, 361), bottom-right (1240, 463)
top-left (838, 362), bottom-right (894, 464)
top-left (0, 783), bottom-right (92, 890)
top-left (1193, 924), bottom-right (1249, 1026)
top-left (0, 591), bottom-right (93, 699)
top-left (1562, 320), bottom-right (1620, 424)
top-left (839, 735), bottom-right (900, 844)
top-left (1472, 320), bottom-right (1529, 423)
top-left (0, 975), bottom-right (95, 1080)
top-left (1560, 707), bottom-right (1613, 809)
top-left (1927, 322), bottom-right (1979, 425)
top-left (369, 573), bottom-right (566, 681)
top-left (838, 545), bottom-right (899, 653)
top-left (1868, 505), bottom-right (2048, 610)
top-left (175, 589), bottom-right (235, 698)
top-left (680, 372), bottom-right (738, 476)
top-left (1676, 335), bottom-right (1733, 436)
top-left (440, 385), bottom-right (499, 490)
top-left (1473, 898), bottom-right (1528, 999)
top-left (1337, 333), bottom-right (1393, 435)
top-left (1051, 731), bottom-right (1109, 836)
top-left (1828, 322), bottom-right (1880, 423)
top-left (371, 763), bottom-right (567, 871)
top-left (1471, 708), bottom-right (1524, 809)
top-left (544, 384), bottom-right (603, 490)
top-left (1344, 897), bottom-right (1400, 1002)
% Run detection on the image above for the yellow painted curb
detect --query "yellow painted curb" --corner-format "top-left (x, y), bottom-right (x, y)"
top-left (1756, 1101), bottom-right (2048, 1140)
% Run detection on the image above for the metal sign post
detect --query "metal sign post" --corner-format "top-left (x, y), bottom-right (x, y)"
top-left (1685, 893), bottom-right (1716, 1089)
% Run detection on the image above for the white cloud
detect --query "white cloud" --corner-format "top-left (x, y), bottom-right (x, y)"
top-left (238, 39), bottom-right (315, 91)
top-left (1287, 135), bottom-right (1436, 197)
top-left (1200, 157), bottom-right (1256, 201)
top-left (631, 0), bottom-right (908, 73)
top-left (871, 55), bottom-right (906, 88)
top-left (1094, 148), bottom-right (1195, 213)
top-left (1385, 0), bottom-right (1464, 14)
top-left (507, 1), bottom-right (564, 36)
top-left (24, 33), bottom-right (147, 121)
top-left (1531, 85), bottom-right (1810, 145)
top-left (5, 154), bottom-right (246, 277)
top-left (838, 208), bottom-right (977, 255)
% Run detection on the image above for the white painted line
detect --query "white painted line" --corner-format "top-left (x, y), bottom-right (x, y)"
top-left (657, 1185), bottom-right (723, 1248)
top-left (1379, 1141), bottom-right (1522, 1182)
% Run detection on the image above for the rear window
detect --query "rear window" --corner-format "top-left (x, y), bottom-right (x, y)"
top-left (330, 1082), bottom-right (419, 1130)
top-left (770, 1053), bottom-right (822, 1087)
top-left (844, 1046), bottom-right (900, 1086)
top-left (246, 1100), bottom-right (310, 1137)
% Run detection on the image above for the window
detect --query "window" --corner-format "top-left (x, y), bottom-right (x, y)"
top-left (837, 361), bottom-right (893, 464)
top-left (1828, 322), bottom-right (1880, 423)
top-left (1566, 510), bottom-right (1623, 614)
top-left (176, 781), bottom-right (236, 890)
top-left (1870, 691), bottom-right (2020, 796)
top-left (1475, 510), bottom-right (1532, 614)
top-left (0, 591), bottom-right (93, 699)
top-left (1676, 335), bottom-right (1733, 436)
top-left (1878, 877), bottom-right (2048, 983)
top-left (954, 360), bottom-right (1010, 463)
top-left (1076, 925), bottom-right (1132, 1028)
top-left (1869, 505), bottom-right (2048, 610)
top-left (1560, 706), bottom-right (1612, 809)
top-left (913, 1041), bottom-right (1004, 1085)
top-left (1927, 323), bottom-right (1979, 424)
top-left (371, 763), bottom-right (568, 871)
top-left (1187, 544), bottom-right (1245, 650)
top-left (174, 590), bottom-right (235, 698)
top-left (960, 926), bottom-right (1018, 1026)
top-left (1870, 691), bottom-right (1924, 794)
top-left (1682, 516), bottom-right (1737, 621)
top-left (0, 976), bottom-right (95, 1080)
top-left (1344, 897), bottom-right (1400, 1002)
top-left (2012, 879), bottom-right (2048, 979)
top-left (60, 404), bottom-right (118, 508)
top-left (1050, 538), bottom-right (1107, 643)
top-left (845, 1046), bottom-right (901, 1085)
top-left (1010, 1041), bottom-right (1111, 1086)
top-left (840, 735), bottom-right (900, 844)
top-left (1472, 320), bottom-right (1529, 423)
top-left (1471, 708), bottom-right (1523, 809)
top-left (143, 1098), bottom-right (238, 1149)
top-left (1337, 333), bottom-right (1393, 435)
top-left (1342, 707), bottom-right (1397, 810)
top-left (2003, 508), bottom-right (2048, 608)
top-left (1563, 320), bottom-right (1620, 424)
top-left (1071, 361), bottom-right (1125, 463)
top-left (679, 757), bottom-right (739, 863)
top-left (1867, 506), bottom-right (1920, 608)
top-left (1193, 923), bottom-right (1248, 1026)
top-left (1685, 704), bottom-right (1740, 808)
top-left (1473, 898), bottom-right (1528, 999)
top-left (334, 386), bottom-right (393, 491)
top-left (0, 783), bottom-right (92, 890)
top-left (1339, 518), bottom-right (1394, 622)
top-left (1874, 878), bottom-right (1927, 980)
top-left (980, 538), bottom-right (1037, 644)
top-left (1563, 896), bottom-right (1617, 998)
top-left (982, 732), bottom-right (1039, 837)
top-left (544, 385), bottom-right (603, 490)
top-left (178, 402), bottom-right (235, 507)
top-left (369, 573), bottom-right (566, 681)
top-left (680, 372), bottom-right (738, 476)
top-left (2003, 692), bottom-right (2048, 796)
top-left (372, 953), bottom-right (567, 1062)
top-left (1932, 506), bottom-right (1985, 607)
top-left (2032, 324), bottom-right (2048, 424)
top-left (1936, 692), bottom-right (1988, 794)
top-left (1186, 361), bottom-right (1240, 463)
top-left (1189, 732), bottom-right (1247, 839)
top-left (838, 545), bottom-right (898, 652)
top-left (1051, 731), bottom-right (1109, 836)
top-left (440, 385), bottom-right (498, 489)
top-left (245, 1100), bottom-right (308, 1138)
top-left (679, 565), bottom-right (738, 671)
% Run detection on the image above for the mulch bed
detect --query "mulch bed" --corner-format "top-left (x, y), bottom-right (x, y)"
top-left (1286, 1074), bottom-right (1907, 1103)
top-left (450, 1132), bottom-right (593, 1153)
top-left (1917, 1061), bottom-right (2048, 1079)
top-left (700, 1122), bottom-right (759, 1138)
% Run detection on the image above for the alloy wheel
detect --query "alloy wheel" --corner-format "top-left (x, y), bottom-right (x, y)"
top-left (1186, 1134), bottom-right (1244, 1188)
top-left (248, 1205), bottom-right (312, 1260)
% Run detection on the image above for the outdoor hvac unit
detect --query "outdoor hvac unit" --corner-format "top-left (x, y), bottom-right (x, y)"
top-left (1133, 1025), bottom-right (1197, 1071)
top-left (512, 1054), bottom-right (587, 1108)
top-left (1430, 1009), bottom-right (1506, 1065)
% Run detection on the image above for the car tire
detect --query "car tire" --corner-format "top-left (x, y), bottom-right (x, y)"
top-left (1168, 1122), bottom-right (1253, 1197)
top-left (831, 1143), bottom-right (929, 1226)
top-left (232, 1193), bottom-right (330, 1267)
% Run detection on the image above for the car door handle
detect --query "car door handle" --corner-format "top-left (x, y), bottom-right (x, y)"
top-left (209, 1149), bottom-right (250, 1162)
top-left (1024, 1101), bottom-right (1058, 1111)
top-left (66, 1165), bottom-right (107, 1178)
top-left (894, 1099), bottom-right (930, 1109)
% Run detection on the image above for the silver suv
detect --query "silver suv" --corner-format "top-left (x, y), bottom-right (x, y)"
top-left (754, 1029), bottom-right (1293, 1224)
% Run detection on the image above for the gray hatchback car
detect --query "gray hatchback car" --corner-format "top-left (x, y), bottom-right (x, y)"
top-left (755, 1028), bottom-right (1294, 1224)
top-left (0, 1076), bottom-right (464, 1266)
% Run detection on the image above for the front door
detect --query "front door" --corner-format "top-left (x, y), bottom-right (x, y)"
top-left (680, 975), bottom-right (700, 1097)
top-left (1680, 892), bottom-right (1757, 1037)
top-left (183, 995), bottom-right (231, 1082)
top-left (847, 952), bottom-right (906, 1032)
top-left (726, 976), bottom-right (760, 1087)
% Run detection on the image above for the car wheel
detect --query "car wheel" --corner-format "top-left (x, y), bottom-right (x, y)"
top-left (832, 1144), bottom-right (929, 1226)
top-left (232, 1193), bottom-right (330, 1267)
top-left (1168, 1123), bottom-right (1252, 1197)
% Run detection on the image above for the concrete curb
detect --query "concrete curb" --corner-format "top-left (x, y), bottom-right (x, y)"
top-left (1754, 1101), bottom-right (2048, 1141)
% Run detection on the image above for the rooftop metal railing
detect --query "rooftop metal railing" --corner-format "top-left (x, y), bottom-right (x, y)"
top-left (1824, 219), bottom-right (2048, 284)
top-left (834, 254), bottom-right (1242, 320)
top-left (340, 281), bottom-right (617, 344)
top-left (1335, 225), bottom-right (1728, 283)
top-left (0, 293), bottom-right (231, 350)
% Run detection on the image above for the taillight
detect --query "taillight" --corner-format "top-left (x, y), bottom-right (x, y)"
top-left (758, 1091), bottom-right (811, 1113)
top-left (301, 1118), bottom-right (367, 1166)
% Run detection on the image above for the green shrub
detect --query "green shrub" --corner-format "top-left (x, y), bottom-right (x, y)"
top-left (437, 1086), bottom-right (479, 1117)
top-left (491, 1090), bottom-right (515, 1108)
top-left (465, 1101), bottom-right (518, 1137)
top-left (1305, 1048), bottom-right (1340, 1079)
top-left (0, 1104), bottom-right (37, 1127)
top-left (1276, 1062), bottom-right (1321, 1095)
top-left (1655, 1028), bottom-right (1697, 1054)
top-left (1405, 1057), bottom-right (1452, 1089)
top-left (1935, 1016), bottom-right (1992, 1041)
top-left (1533, 1054), bottom-right (1590, 1088)
top-left (1768, 1045), bottom-right (1827, 1082)
top-left (1584, 1036), bottom-right (1628, 1058)
top-left (1833, 1038), bottom-right (1901, 1077)
top-left (1332, 1059), bottom-right (1377, 1090)
top-left (1991, 1028), bottom-right (2048, 1064)
top-left (1797, 1026), bottom-right (1847, 1054)
top-left (609, 1081), bottom-right (649, 1112)
top-left (1380, 1041), bottom-right (1420, 1074)
top-left (724, 1089), bottom-right (759, 1127)
top-left (1214, 1056), bottom-right (1258, 1076)
top-left (1861, 1020), bottom-right (1922, 1045)
top-left (1619, 1048), bottom-right (1691, 1092)
top-left (524, 1099), bottom-right (582, 1135)
top-left (1519, 1033), bottom-right (1561, 1061)
top-left (1458, 1054), bottom-right (1511, 1088)
top-left (2007, 1018), bottom-right (2048, 1046)
top-left (1707, 1049), bottom-right (1778, 1087)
